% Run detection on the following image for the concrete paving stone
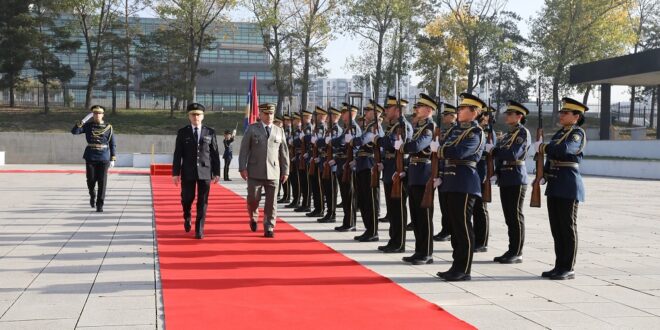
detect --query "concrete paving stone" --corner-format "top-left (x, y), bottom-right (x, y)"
top-left (565, 302), bottom-right (653, 318)
top-left (0, 318), bottom-right (77, 329)
top-left (444, 304), bottom-right (546, 330)
top-left (417, 292), bottom-right (493, 307)
top-left (487, 296), bottom-right (570, 312)
top-left (578, 285), bottom-right (660, 310)
top-left (517, 310), bottom-right (612, 329)
top-left (601, 316), bottom-right (660, 328)
top-left (77, 325), bottom-right (157, 330)
top-left (1, 293), bottom-right (88, 321)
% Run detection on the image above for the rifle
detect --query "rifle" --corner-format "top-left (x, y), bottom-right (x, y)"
top-left (370, 100), bottom-right (381, 187)
top-left (322, 100), bottom-right (333, 179)
top-left (391, 74), bottom-right (404, 199)
top-left (298, 101), bottom-right (306, 171)
top-left (308, 112), bottom-right (319, 176)
top-left (287, 103), bottom-right (294, 163)
top-left (422, 101), bottom-right (442, 208)
top-left (483, 79), bottom-right (494, 203)
top-left (341, 98), bottom-right (354, 183)
top-left (530, 76), bottom-right (544, 208)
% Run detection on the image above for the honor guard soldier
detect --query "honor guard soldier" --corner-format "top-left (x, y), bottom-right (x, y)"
top-left (433, 103), bottom-right (458, 242)
top-left (317, 106), bottom-right (343, 223)
top-left (306, 106), bottom-right (327, 217)
top-left (172, 103), bottom-right (221, 239)
top-left (352, 101), bottom-right (385, 242)
top-left (433, 93), bottom-right (486, 281)
top-left (274, 114), bottom-right (284, 200)
top-left (406, 107), bottom-right (420, 231)
top-left (286, 113), bottom-right (302, 209)
top-left (333, 103), bottom-right (361, 232)
top-left (473, 106), bottom-right (496, 253)
top-left (534, 97), bottom-right (587, 280)
top-left (488, 100), bottom-right (531, 264)
top-left (377, 96), bottom-right (412, 253)
top-left (395, 93), bottom-right (437, 265)
top-left (222, 128), bottom-right (236, 181)
top-left (71, 105), bottom-right (116, 212)
top-left (294, 110), bottom-right (314, 213)
top-left (278, 114), bottom-right (293, 204)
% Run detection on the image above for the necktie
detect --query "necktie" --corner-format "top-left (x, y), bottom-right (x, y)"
top-left (194, 127), bottom-right (199, 144)
top-left (265, 126), bottom-right (271, 138)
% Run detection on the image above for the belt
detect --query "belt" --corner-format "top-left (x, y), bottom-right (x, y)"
top-left (444, 160), bottom-right (477, 168)
top-left (384, 152), bottom-right (396, 159)
top-left (550, 160), bottom-right (579, 168)
top-left (87, 143), bottom-right (108, 149)
top-left (410, 156), bottom-right (431, 164)
top-left (357, 152), bottom-right (374, 158)
top-left (502, 160), bottom-right (525, 166)
top-left (335, 154), bottom-right (347, 159)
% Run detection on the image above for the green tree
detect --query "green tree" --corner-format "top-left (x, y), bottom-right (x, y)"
top-left (121, 0), bottom-right (149, 109)
top-left (100, 28), bottom-right (130, 114)
top-left (0, 1), bottom-right (33, 107)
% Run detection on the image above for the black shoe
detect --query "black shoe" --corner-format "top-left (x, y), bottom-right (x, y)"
top-left (473, 246), bottom-right (488, 253)
top-left (383, 247), bottom-right (405, 254)
top-left (353, 233), bottom-right (366, 241)
top-left (335, 225), bottom-right (356, 232)
top-left (195, 232), bottom-right (203, 239)
top-left (496, 255), bottom-right (523, 264)
top-left (378, 216), bottom-right (389, 223)
top-left (264, 231), bottom-right (274, 238)
top-left (294, 206), bottom-right (311, 212)
top-left (541, 268), bottom-right (559, 278)
top-left (89, 197), bottom-right (95, 208)
top-left (337, 202), bottom-right (344, 208)
top-left (406, 223), bottom-right (414, 231)
top-left (442, 271), bottom-right (471, 281)
top-left (285, 202), bottom-right (299, 208)
top-left (402, 254), bottom-right (421, 263)
top-left (306, 210), bottom-right (323, 217)
top-left (377, 245), bottom-right (391, 251)
top-left (436, 269), bottom-right (455, 279)
top-left (249, 220), bottom-right (257, 232)
top-left (278, 197), bottom-right (290, 204)
top-left (433, 233), bottom-right (451, 242)
top-left (411, 256), bottom-right (433, 265)
top-left (317, 216), bottom-right (336, 223)
top-left (225, 178), bottom-right (232, 181)
top-left (96, 205), bottom-right (103, 213)
top-left (358, 235), bottom-right (379, 242)
top-left (184, 218), bottom-right (192, 233)
top-left (550, 270), bottom-right (575, 280)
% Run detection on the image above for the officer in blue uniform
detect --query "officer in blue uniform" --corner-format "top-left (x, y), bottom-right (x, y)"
top-left (433, 103), bottom-right (458, 242)
top-left (333, 103), bottom-right (361, 232)
top-left (434, 93), bottom-right (486, 281)
top-left (286, 114), bottom-right (302, 209)
top-left (72, 105), bottom-right (117, 212)
top-left (294, 110), bottom-right (314, 213)
top-left (317, 106), bottom-right (343, 223)
top-left (376, 96), bottom-right (412, 253)
top-left (473, 106), bottom-right (496, 253)
top-left (535, 97), bottom-right (588, 280)
top-left (222, 128), bottom-right (236, 181)
top-left (306, 107), bottom-right (327, 217)
top-left (172, 103), bottom-right (221, 239)
top-left (488, 100), bottom-right (531, 264)
top-left (396, 93), bottom-right (437, 265)
top-left (352, 101), bottom-right (385, 242)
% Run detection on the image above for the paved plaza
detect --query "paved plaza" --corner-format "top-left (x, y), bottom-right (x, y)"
top-left (1, 165), bottom-right (660, 329)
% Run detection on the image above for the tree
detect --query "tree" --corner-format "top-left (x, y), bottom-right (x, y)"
top-left (155, 0), bottom-right (236, 104)
top-left (530, 0), bottom-right (634, 121)
top-left (100, 28), bottom-right (130, 114)
top-left (0, 1), bottom-right (33, 107)
top-left (30, 0), bottom-right (81, 114)
top-left (121, 0), bottom-right (148, 109)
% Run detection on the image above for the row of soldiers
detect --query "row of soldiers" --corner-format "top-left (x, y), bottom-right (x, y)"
top-left (271, 92), bottom-right (587, 282)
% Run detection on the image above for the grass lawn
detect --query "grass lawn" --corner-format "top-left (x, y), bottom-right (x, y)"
top-left (0, 107), bottom-right (246, 135)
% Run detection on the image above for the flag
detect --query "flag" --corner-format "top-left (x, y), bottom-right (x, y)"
top-left (243, 76), bottom-right (260, 132)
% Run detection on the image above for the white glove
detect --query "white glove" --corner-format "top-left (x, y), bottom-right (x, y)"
top-left (540, 178), bottom-right (546, 185)
top-left (349, 160), bottom-right (356, 168)
top-left (299, 134), bottom-right (305, 141)
top-left (344, 133), bottom-right (353, 143)
top-left (430, 138), bottom-right (440, 152)
top-left (303, 153), bottom-right (309, 158)
top-left (369, 133), bottom-right (378, 144)
top-left (394, 138), bottom-right (403, 151)
top-left (490, 175), bottom-right (497, 184)
top-left (363, 132), bottom-right (374, 144)
top-left (328, 159), bottom-right (336, 166)
top-left (314, 157), bottom-right (321, 163)
top-left (109, 161), bottom-right (115, 168)
top-left (287, 138), bottom-right (293, 144)
top-left (377, 163), bottom-right (384, 171)
top-left (398, 171), bottom-right (406, 178)
top-left (433, 177), bottom-right (442, 188)
top-left (81, 113), bottom-right (93, 123)
top-left (311, 135), bottom-right (318, 143)
top-left (534, 141), bottom-right (542, 153)
top-left (484, 143), bottom-right (494, 153)
top-left (232, 129), bottom-right (236, 136)
top-left (325, 136), bottom-right (331, 144)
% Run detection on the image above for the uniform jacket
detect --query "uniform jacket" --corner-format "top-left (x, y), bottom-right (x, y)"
top-left (492, 123), bottom-right (531, 187)
top-left (541, 125), bottom-right (586, 202)
top-left (71, 121), bottom-right (116, 163)
top-left (172, 125), bottom-right (221, 181)
top-left (332, 120), bottom-right (361, 177)
top-left (239, 122), bottom-right (290, 181)
top-left (477, 125), bottom-right (497, 183)
top-left (317, 122), bottom-right (342, 172)
top-left (438, 120), bottom-right (485, 196)
top-left (403, 117), bottom-right (436, 186)
top-left (353, 120), bottom-right (384, 173)
top-left (307, 122), bottom-right (327, 168)
top-left (378, 118), bottom-right (413, 184)
top-left (223, 137), bottom-right (234, 159)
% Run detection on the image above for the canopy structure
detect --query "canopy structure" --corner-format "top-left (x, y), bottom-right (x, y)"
top-left (569, 48), bottom-right (660, 139)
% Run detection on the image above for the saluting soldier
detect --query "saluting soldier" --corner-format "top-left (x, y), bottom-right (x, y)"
top-left (317, 106), bottom-right (343, 223)
top-left (433, 104), bottom-right (458, 242)
top-left (352, 101), bottom-right (385, 242)
top-left (71, 105), bottom-right (116, 213)
top-left (286, 113), bottom-right (302, 209)
top-left (395, 93), bottom-right (437, 265)
top-left (222, 128), bottom-right (236, 181)
top-left (433, 93), bottom-right (486, 281)
top-left (294, 110), bottom-right (314, 213)
top-left (473, 106), bottom-right (496, 253)
top-left (332, 103), bottom-right (361, 232)
top-left (278, 114), bottom-right (292, 204)
top-left (306, 107), bottom-right (327, 217)
top-left (534, 97), bottom-right (588, 280)
top-left (488, 100), bottom-right (531, 264)
top-left (377, 96), bottom-right (412, 253)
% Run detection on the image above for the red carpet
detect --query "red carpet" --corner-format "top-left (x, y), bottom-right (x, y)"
top-left (151, 175), bottom-right (474, 330)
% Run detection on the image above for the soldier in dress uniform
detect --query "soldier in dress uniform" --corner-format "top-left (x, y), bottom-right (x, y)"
top-left (332, 103), bottom-right (361, 232)
top-left (433, 93), bottom-right (486, 281)
top-left (376, 95), bottom-right (412, 253)
top-left (406, 107), bottom-right (420, 232)
top-left (71, 105), bottom-right (116, 213)
top-left (351, 101), bottom-right (385, 242)
top-left (294, 110), bottom-right (314, 213)
top-left (317, 106), bottom-right (343, 223)
top-left (433, 104), bottom-right (458, 242)
top-left (473, 106), bottom-right (496, 253)
top-left (306, 107), bottom-right (327, 217)
top-left (488, 100), bottom-right (531, 264)
top-left (274, 114), bottom-right (284, 200)
top-left (172, 103), bottom-right (221, 239)
top-left (286, 113), bottom-right (302, 209)
top-left (279, 114), bottom-right (293, 204)
top-left (222, 128), bottom-right (236, 181)
top-left (534, 97), bottom-right (588, 280)
top-left (395, 93), bottom-right (437, 265)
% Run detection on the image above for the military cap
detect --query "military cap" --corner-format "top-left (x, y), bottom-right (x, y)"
top-left (187, 103), bottom-right (205, 115)
top-left (259, 103), bottom-right (276, 114)
top-left (341, 102), bottom-right (358, 113)
top-left (315, 106), bottom-right (327, 115)
top-left (363, 101), bottom-right (374, 111)
top-left (90, 105), bottom-right (105, 114)
top-left (274, 114), bottom-right (283, 123)
top-left (301, 109), bottom-right (313, 116)
top-left (385, 95), bottom-right (398, 107)
top-left (373, 102), bottom-right (385, 114)
top-left (441, 103), bottom-right (457, 115)
top-left (283, 114), bottom-right (291, 120)
top-left (292, 113), bottom-right (301, 120)
top-left (560, 97), bottom-right (589, 113)
top-left (458, 93), bottom-right (486, 110)
top-left (505, 100), bottom-right (529, 116)
top-left (224, 129), bottom-right (232, 134)
top-left (329, 106), bottom-right (341, 116)
top-left (414, 93), bottom-right (438, 111)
